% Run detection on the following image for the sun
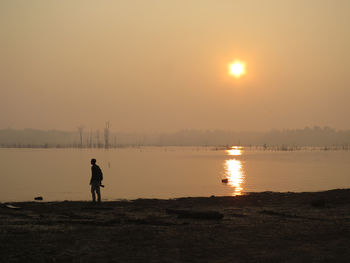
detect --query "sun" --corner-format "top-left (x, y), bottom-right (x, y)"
top-left (229, 61), bottom-right (246, 78)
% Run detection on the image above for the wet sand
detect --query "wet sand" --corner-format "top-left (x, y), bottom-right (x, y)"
top-left (1, 189), bottom-right (350, 262)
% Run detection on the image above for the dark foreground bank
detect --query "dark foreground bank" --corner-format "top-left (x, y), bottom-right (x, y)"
top-left (1, 189), bottom-right (350, 263)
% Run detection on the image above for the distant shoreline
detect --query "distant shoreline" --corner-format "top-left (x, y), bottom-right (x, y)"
top-left (1, 145), bottom-right (350, 151)
top-left (2, 127), bottom-right (350, 148)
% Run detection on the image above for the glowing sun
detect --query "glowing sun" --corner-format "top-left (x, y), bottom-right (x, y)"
top-left (229, 61), bottom-right (246, 78)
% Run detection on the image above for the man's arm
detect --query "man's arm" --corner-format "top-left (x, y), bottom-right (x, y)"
top-left (100, 168), bottom-right (103, 182)
top-left (90, 167), bottom-right (93, 184)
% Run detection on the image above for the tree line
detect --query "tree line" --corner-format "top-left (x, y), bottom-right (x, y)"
top-left (1, 126), bottom-right (350, 149)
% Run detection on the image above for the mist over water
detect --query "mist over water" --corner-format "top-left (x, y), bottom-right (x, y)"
top-left (2, 2), bottom-right (350, 262)
top-left (1, 147), bottom-right (349, 202)
top-left (1, 1), bottom-right (350, 200)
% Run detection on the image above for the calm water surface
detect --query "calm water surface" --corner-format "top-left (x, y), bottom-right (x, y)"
top-left (1, 147), bottom-right (350, 201)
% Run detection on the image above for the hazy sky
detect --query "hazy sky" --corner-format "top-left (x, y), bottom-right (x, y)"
top-left (1, 0), bottom-right (349, 132)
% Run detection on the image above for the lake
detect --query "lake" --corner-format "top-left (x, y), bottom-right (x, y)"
top-left (1, 147), bottom-right (350, 202)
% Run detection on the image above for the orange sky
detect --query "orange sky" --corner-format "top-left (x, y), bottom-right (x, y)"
top-left (1, 0), bottom-right (350, 132)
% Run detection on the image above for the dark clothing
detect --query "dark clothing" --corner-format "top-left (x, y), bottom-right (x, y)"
top-left (90, 164), bottom-right (103, 183)
top-left (90, 164), bottom-right (103, 202)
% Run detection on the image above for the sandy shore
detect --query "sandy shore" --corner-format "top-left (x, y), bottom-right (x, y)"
top-left (1, 189), bottom-right (350, 262)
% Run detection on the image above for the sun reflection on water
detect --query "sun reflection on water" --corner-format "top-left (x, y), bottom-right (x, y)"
top-left (223, 146), bottom-right (245, 196)
top-left (226, 146), bottom-right (243, 156)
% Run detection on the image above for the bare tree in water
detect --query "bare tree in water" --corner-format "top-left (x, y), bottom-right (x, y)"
top-left (77, 125), bottom-right (84, 148)
top-left (104, 121), bottom-right (110, 149)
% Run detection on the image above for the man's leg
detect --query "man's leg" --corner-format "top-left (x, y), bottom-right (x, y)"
top-left (91, 184), bottom-right (96, 202)
top-left (96, 185), bottom-right (101, 203)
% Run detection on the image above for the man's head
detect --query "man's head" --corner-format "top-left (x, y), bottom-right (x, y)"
top-left (91, 158), bottom-right (96, 165)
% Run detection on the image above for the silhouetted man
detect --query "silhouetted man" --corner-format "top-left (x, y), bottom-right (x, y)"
top-left (90, 158), bottom-right (103, 203)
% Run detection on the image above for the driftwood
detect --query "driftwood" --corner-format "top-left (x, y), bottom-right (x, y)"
top-left (5, 204), bottom-right (20, 209)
